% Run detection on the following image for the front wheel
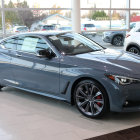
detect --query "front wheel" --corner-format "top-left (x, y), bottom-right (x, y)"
top-left (74, 80), bottom-right (109, 118)
top-left (112, 35), bottom-right (124, 46)
top-left (128, 46), bottom-right (140, 55)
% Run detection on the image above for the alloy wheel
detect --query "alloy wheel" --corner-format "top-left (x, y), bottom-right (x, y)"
top-left (113, 36), bottom-right (123, 46)
top-left (129, 47), bottom-right (140, 55)
top-left (75, 82), bottom-right (104, 117)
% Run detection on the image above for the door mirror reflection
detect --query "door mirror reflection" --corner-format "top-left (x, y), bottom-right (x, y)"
top-left (36, 49), bottom-right (55, 59)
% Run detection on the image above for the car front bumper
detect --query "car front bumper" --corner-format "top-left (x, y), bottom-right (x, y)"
top-left (102, 35), bottom-right (112, 43)
top-left (102, 78), bottom-right (140, 113)
top-left (120, 83), bottom-right (140, 112)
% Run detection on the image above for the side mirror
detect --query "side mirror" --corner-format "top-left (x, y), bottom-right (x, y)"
top-left (36, 49), bottom-right (54, 59)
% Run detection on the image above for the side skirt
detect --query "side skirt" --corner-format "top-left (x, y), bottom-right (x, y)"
top-left (4, 85), bottom-right (68, 102)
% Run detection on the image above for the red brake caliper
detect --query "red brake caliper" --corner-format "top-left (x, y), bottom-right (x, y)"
top-left (96, 95), bottom-right (102, 106)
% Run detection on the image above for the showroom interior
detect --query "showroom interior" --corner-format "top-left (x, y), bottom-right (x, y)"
top-left (0, 0), bottom-right (140, 140)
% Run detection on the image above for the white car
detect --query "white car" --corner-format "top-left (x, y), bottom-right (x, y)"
top-left (81, 23), bottom-right (96, 31)
top-left (13, 26), bottom-right (29, 33)
top-left (124, 22), bottom-right (140, 55)
top-left (81, 23), bottom-right (97, 38)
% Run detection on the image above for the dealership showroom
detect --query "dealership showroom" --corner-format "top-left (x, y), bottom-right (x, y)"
top-left (0, 0), bottom-right (140, 139)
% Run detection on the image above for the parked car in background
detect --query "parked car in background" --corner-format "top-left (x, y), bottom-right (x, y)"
top-left (13, 26), bottom-right (29, 33)
top-left (41, 25), bottom-right (56, 31)
top-left (0, 32), bottom-right (140, 118)
top-left (81, 23), bottom-right (97, 37)
top-left (129, 22), bottom-right (140, 29)
top-left (81, 23), bottom-right (96, 31)
top-left (102, 23), bottom-right (138, 46)
top-left (103, 30), bottom-right (126, 46)
top-left (124, 22), bottom-right (140, 55)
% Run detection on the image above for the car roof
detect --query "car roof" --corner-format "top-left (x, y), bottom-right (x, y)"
top-left (43, 25), bottom-right (54, 27)
top-left (22, 31), bottom-right (71, 36)
top-left (0, 31), bottom-right (72, 42)
top-left (14, 26), bottom-right (27, 28)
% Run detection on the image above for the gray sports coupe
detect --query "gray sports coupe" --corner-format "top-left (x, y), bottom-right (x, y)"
top-left (0, 32), bottom-right (140, 118)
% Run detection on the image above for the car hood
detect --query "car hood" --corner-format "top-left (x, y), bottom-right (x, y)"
top-left (75, 49), bottom-right (140, 78)
top-left (104, 30), bottom-right (126, 35)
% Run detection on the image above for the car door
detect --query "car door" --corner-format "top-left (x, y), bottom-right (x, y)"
top-left (133, 28), bottom-right (140, 45)
top-left (0, 37), bottom-right (17, 86)
top-left (10, 35), bottom-right (60, 95)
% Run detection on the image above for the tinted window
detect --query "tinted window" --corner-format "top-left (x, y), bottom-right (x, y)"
top-left (43, 25), bottom-right (55, 30)
top-left (85, 24), bottom-right (95, 27)
top-left (47, 33), bottom-right (103, 55)
top-left (2, 38), bottom-right (17, 49)
top-left (36, 38), bottom-right (50, 52)
top-left (17, 36), bottom-right (49, 53)
top-left (137, 28), bottom-right (140, 32)
top-left (130, 23), bottom-right (136, 29)
top-left (17, 27), bottom-right (28, 31)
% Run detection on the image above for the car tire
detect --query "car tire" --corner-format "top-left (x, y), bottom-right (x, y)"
top-left (74, 80), bottom-right (109, 118)
top-left (112, 35), bottom-right (124, 46)
top-left (0, 85), bottom-right (4, 91)
top-left (127, 46), bottom-right (140, 55)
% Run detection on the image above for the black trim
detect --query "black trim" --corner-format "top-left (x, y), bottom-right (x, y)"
top-left (61, 82), bottom-right (70, 94)
top-left (126, 42), bottom-right (140, 51)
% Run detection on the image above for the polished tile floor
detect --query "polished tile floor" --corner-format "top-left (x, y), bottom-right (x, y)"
top-left (0, 87), bottom-right (140, 140)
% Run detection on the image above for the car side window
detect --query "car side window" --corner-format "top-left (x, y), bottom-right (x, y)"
top-left (36, 38), bottom-right (49, 49)
top-left (17, 36), bottom-right (50, 53)
top-left (17, 36), bottom-right (38, 53)
top-left (1, 38), bottom-right (18, 49)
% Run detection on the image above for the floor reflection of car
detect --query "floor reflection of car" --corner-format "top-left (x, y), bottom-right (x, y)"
top-left (13, 26), bottom-right (29, 33)
top-left (41, 25), bottom-right (56, 31)
top-left (0, 32), bottom-right (140, 119)
top-left (102, 23), bottom-right (137, 46)
top-left (58, 26), bottom-right (72, 31)
top-left (124, 22), bottom-right (140, 55)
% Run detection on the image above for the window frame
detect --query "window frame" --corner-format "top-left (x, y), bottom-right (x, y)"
top-left (0, 34), bottom-right (58, 58)
top-left (15, 35), bottom-right (58, 57)
top-left (0, 37), bottom-right (18, 50)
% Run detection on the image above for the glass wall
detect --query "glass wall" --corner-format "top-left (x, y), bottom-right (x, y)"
top-left (131, 0), bottom-right (140, 9)
top-left (111, 0), bottom-right (127, 8)
top-left (81, 0), bottom-right (110, 8)
top-left (4, 0), bottom-right (71, 8)
top-left (81, 0), bottom-right (132, 31)
top-left (0, 0), bottom-right (139, 39)
top-left (5, 10), bottom-right (71, 35)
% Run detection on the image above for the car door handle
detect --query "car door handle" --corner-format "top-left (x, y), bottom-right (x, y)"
top-left (15, 53), bottom-right (22, 57)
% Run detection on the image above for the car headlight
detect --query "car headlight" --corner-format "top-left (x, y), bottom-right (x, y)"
top-left (105, 74), bottom-right (140, 85)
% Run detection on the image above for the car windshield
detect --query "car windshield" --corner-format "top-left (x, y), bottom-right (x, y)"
top-left (47, 33), bottom-right (103, 55)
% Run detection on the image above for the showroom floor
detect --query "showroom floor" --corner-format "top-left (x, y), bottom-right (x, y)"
top-left (0, 41), bottom-right (137, 140)
top-left (1, 87), bottom-right (140, 140)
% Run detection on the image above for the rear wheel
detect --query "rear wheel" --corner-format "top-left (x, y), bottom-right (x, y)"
top-left (74, 80), bottom-right (109, 118)
top-left (112, 35), bottom-right (124, 46)
top-left (128, 46), bottom-right (140, 55)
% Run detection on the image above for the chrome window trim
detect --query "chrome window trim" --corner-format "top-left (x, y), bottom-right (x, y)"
top-left (0, 35), bottom-right (59, 58)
